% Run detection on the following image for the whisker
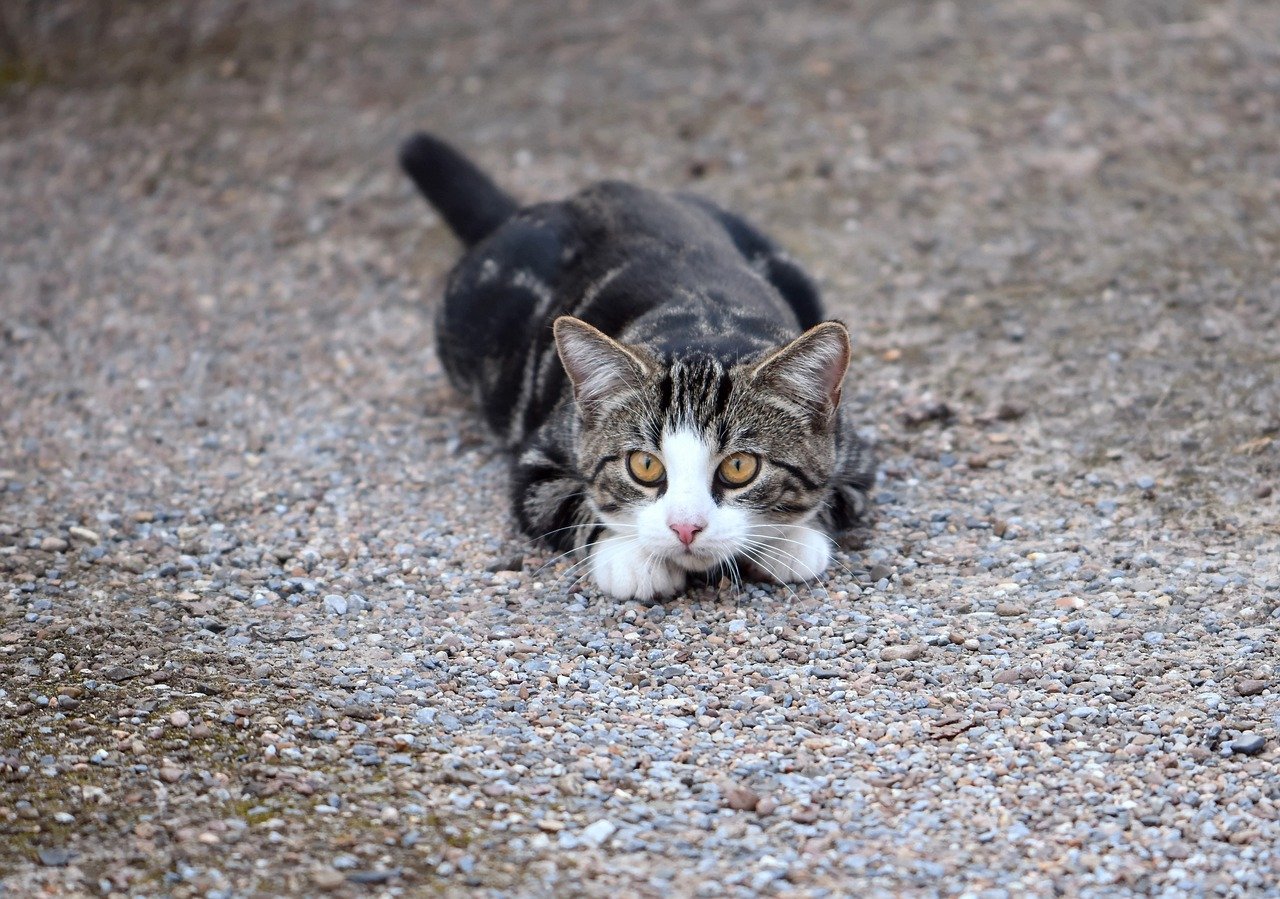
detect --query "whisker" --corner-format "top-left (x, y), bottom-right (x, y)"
top-left (531, 516), bottom-right (636, 547)
top-left (740, 525), bottom-right (858, 582)
top-left (738, 537), bottom-right (834, 595)
top-left (737, 545), bottom-right (804, 604)
top-left (553, 533), bottom-right (642, 589)
top-left (725, 553), bottom-right (745, 606)
top-left (531, 530), bottom-right (637, 580)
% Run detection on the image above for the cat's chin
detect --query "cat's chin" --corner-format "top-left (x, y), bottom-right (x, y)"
top-left (666, 550), bottom-right (722, 573)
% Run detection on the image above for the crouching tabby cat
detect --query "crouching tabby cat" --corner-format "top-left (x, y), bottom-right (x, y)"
top-left (400, 133), bottom-right (873, 600)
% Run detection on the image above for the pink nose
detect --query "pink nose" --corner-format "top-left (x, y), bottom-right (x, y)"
top-left (670, 522), bottom-right (704, 546)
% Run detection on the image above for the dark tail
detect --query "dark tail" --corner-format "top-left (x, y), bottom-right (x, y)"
top-left (398, 132), bottom-right (518, 247)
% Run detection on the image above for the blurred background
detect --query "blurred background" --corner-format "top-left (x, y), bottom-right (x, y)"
top-left (3, 0), bottom-right (1276, 506)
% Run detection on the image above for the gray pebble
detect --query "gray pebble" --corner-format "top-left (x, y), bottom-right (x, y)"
top-left (1228, 734), bottom-right (1266, 756)
top-left (323, 594), bottom-right (348, 615)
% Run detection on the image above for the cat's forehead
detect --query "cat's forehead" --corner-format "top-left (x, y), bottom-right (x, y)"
top-left (651, 355), bottom-right (742, 428)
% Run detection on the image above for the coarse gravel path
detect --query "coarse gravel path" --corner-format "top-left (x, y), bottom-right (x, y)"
top-left (2, 1), bottom-right (1279, 896)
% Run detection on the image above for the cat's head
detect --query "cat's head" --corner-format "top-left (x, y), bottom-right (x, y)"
top-left (553, 316), bottom-right (849, 576)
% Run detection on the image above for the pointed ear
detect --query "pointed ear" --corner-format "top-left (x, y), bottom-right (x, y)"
top-left (553, 316), bottom-right (649, 418)
top-left (751, 321), bottom-right (850, 415)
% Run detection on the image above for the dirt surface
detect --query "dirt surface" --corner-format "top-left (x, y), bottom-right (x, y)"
top-left (2, 1), bottom-right (1279, 896)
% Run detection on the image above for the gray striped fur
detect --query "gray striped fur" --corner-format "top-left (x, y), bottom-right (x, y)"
top-left (401, 134), bottom-right (873, 598)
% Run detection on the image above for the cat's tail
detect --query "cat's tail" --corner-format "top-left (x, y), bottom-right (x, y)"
top-left (398, 132), bottom-right (518, 247)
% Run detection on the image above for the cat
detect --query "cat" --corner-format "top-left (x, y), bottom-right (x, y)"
top-left (400, 132), bottom-right (873, 600)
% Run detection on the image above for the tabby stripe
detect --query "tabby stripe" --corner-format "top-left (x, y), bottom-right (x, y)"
top-left (713, 370), bottom-right (734, 417)
top-left (656, 372), bottom-right (672, 415)
top-left (769, 458), bottom-right (822, 491)
top-left (590, 454), bottom-right (620, 481)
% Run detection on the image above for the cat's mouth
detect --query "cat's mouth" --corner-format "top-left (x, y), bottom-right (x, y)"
top-left (667, 547), bottom-right (723, 571)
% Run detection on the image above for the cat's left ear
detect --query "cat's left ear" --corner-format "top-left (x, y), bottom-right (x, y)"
top-left (554, 316), bottom-right (650, 419)
top-left (751, 321), bottom-right (850, 415)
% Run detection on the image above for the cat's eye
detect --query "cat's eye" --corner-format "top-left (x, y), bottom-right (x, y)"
top-left (627, 451), bottom-right (666, 485)
top-left (717, 452), bottom-right (760, 487)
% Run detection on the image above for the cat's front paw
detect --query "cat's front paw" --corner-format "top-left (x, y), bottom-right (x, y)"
top-left (589, 534), bottom-right (686, 600)
top-left (747, 524), bottom-right (832, 584)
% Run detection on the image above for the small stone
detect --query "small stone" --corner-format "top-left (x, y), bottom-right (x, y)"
top-left (1228, 734), bottom-right (1266, 756)
top-left (995, 602), bottom-right (1026, 617)
top-left (485, 554), bottom-right (525, 573)
top-left (169, 710), bottom-right (191, 727)
top-left (346, 593), bottom-right (371, 613)
top-left (346, 870), bottom-right (399, 885)
top-left (755, 797), bottom-right (778, 816)
top-left (342, 703), bottom-right (378, 721)
top-left (580, 819), bottom-right (616, 847)
top-left (880, 644), bottom-right (924, 661)
top-left (537, 818), bottom-right (565, 832)
top-left (791, 805), bottom-right (820, 824)
top-left (994, 668), bottom-right (1026, 684)
top-left (68, 526), bottom-right (101, 544)
top-left (40, 537), bottom-right (69, 552)
top-left (159, 766), bottom-right (184, 783)
top-left (724, 785), bottom-right (760, 811)
top-left (311, 869), bottom-right (345, 891)
top-left (1055, 596), bottom-right (1085, 609)
top-left (868, 563), bottom-right (893, 582)
top-left (1135, 476), bottom-right (1156, 490)
top-left (1236, 680), bottom-right (1267, 697)
top-left (322, 594), bottom-right (348, 615)
top-left (37, 848), bottom-right (73, 867)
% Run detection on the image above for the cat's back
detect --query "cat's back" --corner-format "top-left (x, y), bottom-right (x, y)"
top-left (566, 180), bottom-right (735, 257)
top-left (435, 176), bottom-right (813, 442)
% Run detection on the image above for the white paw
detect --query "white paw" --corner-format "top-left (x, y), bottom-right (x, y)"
top-left (589, 534), bottom-right (687, 600)
top-left (748, 524), bottom-right (831, 584)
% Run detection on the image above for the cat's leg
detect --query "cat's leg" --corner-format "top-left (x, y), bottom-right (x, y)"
top-left (511, 420), bottom-right (595, 552)
top-left (589, 534), bottom-right (687, 600)
top-left (748, 523), bottom-right (832, 584)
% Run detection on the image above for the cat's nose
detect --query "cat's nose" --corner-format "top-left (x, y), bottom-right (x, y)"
top-left (669, 521), bottom-right (704, 546)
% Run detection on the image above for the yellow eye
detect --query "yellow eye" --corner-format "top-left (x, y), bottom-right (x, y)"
top-left (717, 452), bottom-right (760, 487)
top-left (627, 451), bottom-right (666, 485)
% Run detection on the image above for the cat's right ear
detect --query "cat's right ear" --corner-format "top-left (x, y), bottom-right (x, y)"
top-left (553, 317), bottom-right (649, 419)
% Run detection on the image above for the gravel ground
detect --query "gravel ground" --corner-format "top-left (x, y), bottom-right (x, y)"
top-left (3, 1), bottom-right (1279, 896)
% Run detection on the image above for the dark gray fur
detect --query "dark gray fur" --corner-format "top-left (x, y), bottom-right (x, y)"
top-left (400, 133), bottom-right (873, 560)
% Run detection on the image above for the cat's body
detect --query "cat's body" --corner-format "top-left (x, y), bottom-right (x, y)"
top-left (401, 133), bottom-right (872, 599)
